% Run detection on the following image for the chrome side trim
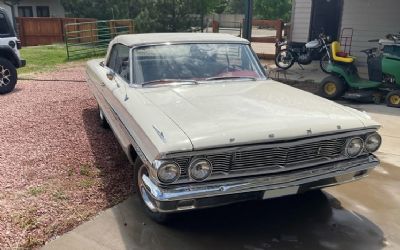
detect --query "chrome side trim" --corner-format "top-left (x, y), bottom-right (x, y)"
top-left (86, 68), bottom-right (154, 165)
top-left (109, 106), bottom-right (151, 166)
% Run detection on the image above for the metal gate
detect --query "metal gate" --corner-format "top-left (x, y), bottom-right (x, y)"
top-left (65, 19), bottom-right (134, 60)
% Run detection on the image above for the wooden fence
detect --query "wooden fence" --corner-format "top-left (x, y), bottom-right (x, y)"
top-left (251, 19), bottom-right (284, 59)
top-left (16, 17), bottom-right (96, 46)
top-left (212, 19), bottom-right (284, 59)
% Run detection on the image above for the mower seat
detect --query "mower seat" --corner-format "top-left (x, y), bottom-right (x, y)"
top-left (332, 41), bottom-right (355, 63)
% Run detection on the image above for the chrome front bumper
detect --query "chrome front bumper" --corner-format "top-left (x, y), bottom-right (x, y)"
top-left (141, 155), bottom-right (379, 213)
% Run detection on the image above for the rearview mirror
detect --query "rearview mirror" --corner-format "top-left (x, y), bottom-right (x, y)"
top-left (106, 70), bottom-right (115, 80)
top-left (122, 60), bottom-right (129, 68)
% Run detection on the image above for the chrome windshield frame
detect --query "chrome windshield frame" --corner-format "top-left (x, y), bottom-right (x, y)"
top-left (128, 41), bottom-right (267, 88)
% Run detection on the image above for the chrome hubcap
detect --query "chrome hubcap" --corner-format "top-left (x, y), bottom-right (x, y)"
top-left (0, 65), bottom-right (11, 87)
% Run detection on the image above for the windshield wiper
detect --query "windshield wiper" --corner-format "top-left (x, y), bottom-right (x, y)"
top-left (142, 79), bottom-right (198, 86)
top-left (205, 76), bottom-right (257, 81)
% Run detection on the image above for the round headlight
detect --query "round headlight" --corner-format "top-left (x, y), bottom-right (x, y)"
top-left (189, 159), bottom-right (212, 181)
top-left (346, 137), bottom-right (364, 157)
top-left (365, 133), bottom-right (382, 153)
top-left (157, 162), bottom-right (180, 184)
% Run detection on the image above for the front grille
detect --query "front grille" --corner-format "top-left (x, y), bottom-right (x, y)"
top-left (210, 138), bottom-right (346, 175)
top-left (175, 157), bottom-right (191, 177)
top-left (173, 138), bottom-right (347, 179)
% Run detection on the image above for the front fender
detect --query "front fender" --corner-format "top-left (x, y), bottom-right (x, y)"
top-left (0, 45), bottom-right (25, 68)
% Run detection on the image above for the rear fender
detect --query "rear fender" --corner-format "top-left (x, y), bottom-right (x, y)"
top-left (382, 56), bottom-right (400, 84)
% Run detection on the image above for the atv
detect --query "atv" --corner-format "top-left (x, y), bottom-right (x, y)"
top-left (0, 7), bottom-right (26, 94)
top-left (320, 34), bottom-right (400, 107)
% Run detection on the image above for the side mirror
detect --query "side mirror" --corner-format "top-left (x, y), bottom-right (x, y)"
top-left (106, 70), bottom-right (115, 80)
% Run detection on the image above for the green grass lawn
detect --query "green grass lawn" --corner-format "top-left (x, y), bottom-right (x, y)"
top-left (18, 44), bottom-right (68, 75)
top-left (17, 44), bottom-right (104, 75)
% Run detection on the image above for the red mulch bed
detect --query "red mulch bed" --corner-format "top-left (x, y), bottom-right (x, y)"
top-left (0, 66), bottom-right (134, 248)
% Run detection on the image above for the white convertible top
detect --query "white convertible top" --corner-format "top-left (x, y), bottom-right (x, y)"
top-left (110, 33), bottom-right (249, 47)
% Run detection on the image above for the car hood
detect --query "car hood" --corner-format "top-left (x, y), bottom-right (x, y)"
top-left (140, 80), bottom-right (379, 150)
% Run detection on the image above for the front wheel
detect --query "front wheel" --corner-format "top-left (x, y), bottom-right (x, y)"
top-left (320, 75), bottom-right (347, 100)
top-left (320, 54), bottom-right (330, 73)
top-left (386, 90), bottom-right (400, 108)
top-left (134, 158), bottom-right (171, 223)
top-left (0, 58), bottom-right (17, 94)
top-left (275, 49), bottom-right (295, 70)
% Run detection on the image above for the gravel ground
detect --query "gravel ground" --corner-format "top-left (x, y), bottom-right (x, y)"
top-left (0, 65), bottom-right (134, 249)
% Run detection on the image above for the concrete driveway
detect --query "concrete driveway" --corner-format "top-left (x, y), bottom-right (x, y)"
top-left (42, 103), bottom-right (400, 250)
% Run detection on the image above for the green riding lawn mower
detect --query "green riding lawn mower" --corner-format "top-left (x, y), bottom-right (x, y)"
top-left (320, 33), bottom-right (400, 107)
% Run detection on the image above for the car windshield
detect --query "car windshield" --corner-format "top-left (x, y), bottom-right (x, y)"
top-left (132, 43), bottom-right (266, 85)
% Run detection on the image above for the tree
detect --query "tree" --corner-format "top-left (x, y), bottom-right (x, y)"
top-left (135, 0), bottom-right (190, 32)
top-left (61, 0), bottom-right (239, 32)
top-left (253, 0), bottom-right (292, 22)
top-left (191, 0), bottom-right (225, 31)
top-left (225, 0), bottom-right (244, 14)
top-left (61, 0), bottom-right (141, 19)
top-left (135, 0), bottom-right (220, 33)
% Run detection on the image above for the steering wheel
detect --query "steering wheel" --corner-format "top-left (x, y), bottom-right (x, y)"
top-left (360, 48), bottom-right (377, 55)
top-left (386, 34), bottom-right (400, 41)
top-left (228, 64), bottom-right (243, 72)
top-left (213, 64), bottom-right (243, 77)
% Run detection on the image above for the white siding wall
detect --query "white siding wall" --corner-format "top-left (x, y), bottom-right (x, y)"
top-left (342, 0), bottom-right (400, 67)
top-left (0, 0), bottom-right (65, 23)
top-left (290, 0), bottom-right (312, 43)
top-left (290, 0), bottom-right (399, 76)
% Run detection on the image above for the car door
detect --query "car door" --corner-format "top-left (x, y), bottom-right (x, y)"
top-left (101, 44), bottom-right (122, 101)
top-left (96, 44), bottom-right (130, 120)
top-left (111, 45), bottom-right (132, 122)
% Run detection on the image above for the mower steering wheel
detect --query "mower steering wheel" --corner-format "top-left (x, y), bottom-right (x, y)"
top-left (360, 48), bottom-right (377, 55)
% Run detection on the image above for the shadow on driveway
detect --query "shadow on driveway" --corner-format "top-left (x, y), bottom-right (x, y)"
top-left (111, 190), bottom-right (385, 250)
top-left (81, 106), bottom-right (134, 206)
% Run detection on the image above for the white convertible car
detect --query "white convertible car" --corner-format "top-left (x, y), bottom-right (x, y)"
top-left (86, 33), bottom-right (381, 222)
